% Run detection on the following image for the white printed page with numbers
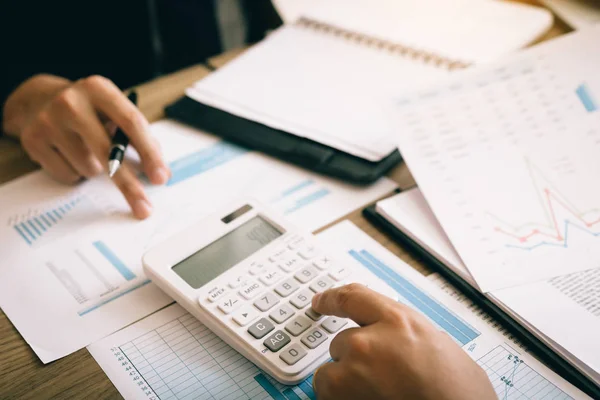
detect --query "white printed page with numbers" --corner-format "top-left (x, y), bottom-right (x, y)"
top-left (391, 27), bottom-right (600, 292)
top-left (88, 221), bottom-right (587, 400)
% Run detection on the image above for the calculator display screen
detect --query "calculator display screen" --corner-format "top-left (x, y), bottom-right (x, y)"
top-left (172, 216), bottom-right (282, 289)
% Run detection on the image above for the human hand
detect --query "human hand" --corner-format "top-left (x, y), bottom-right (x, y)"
top-left (2, 74), bottom-right (170, 219)
top-left (311, 284), bottom-right (496, 400)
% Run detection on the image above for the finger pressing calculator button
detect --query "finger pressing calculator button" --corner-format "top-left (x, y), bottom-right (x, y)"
top-left (233, 306), bottom-right (259, 327)
top-left (269, 304), bottom-right (295, 324)
top-left (279, 344), bottom-right (307, 366)
top-left (328, 265), bottom-right (352, 282)
top-left (264, 330), bottom-right (291, 352)
top-left (259, 268), bottom-right (283, 286)
top-left (254, 292), bottom-right (280, 312)
top-left (301, 328), bottom-right (328, 349)
top-left (285, 315), bottom-right (312, 337)
top-left (305, 307), bottom-right (323, 321)
top-left (290, 289), bottom-right (314, 309)
top-left (321, 317), bottom-right (348, 333)
top-left (274, 279), bottom-right (299, 298)
top-left (248, 318), bottom-right (275, 339)
top-left (309, 276), bottom-right (334, 293)
top-left (218, 294), bottom-right (243, 315)
top-left (313, 255), bottom-right (334, 271)
top-left (294, 266), bottom-right (318, 284)
top-left (239, 281), bottom-right (262, 300)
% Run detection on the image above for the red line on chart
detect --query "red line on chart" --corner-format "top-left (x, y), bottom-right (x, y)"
top-left (494, 188), bottom-right (600, 243)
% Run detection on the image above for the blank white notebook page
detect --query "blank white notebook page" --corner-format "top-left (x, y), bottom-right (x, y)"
top-left (189, 25), bottom-right (447, 161)
top-left (392, 27), bottom-right (600, 292)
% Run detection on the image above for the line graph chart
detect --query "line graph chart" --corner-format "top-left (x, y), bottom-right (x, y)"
top-left (478, 345), bottom-right (572, 400)
top-left (489, 159), bottom-right (600, 251)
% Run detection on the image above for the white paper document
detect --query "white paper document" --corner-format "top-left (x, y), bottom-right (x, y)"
top-left (391, 27), bottom-right (600, 291)
top-left (88, 221), bottom-right (586, 399)
top-left (376, 188), bottom-right (600, 384)
top-left (0, 120), bottom-right (395, 363)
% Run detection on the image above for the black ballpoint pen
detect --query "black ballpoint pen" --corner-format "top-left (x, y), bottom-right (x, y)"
top-left (108, 91), bottom-right (137, 178)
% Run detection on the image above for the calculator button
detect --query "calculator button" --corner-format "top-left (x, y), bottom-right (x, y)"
top-left (309, 276), bottom-right (334, 293)
top-left (249, 261), bottom-right (270, 276)
top-left (233, 306), bottom-right (259, 327)
top-left (313, 256), bottom-right (334, 271)
top-left (239, 281), bottom-right (262, 300)
top-left (279, 344), bottom-right (307, 365)
top-left (259, 268), bottom-right (283, 286)
top-left (290, 289), bottom-right (314, 309)
top-left (298, 246), bottom-right (320, 260)
top-left (228, 275), bottom-right (249, 289)
top-left (269, 248), bottom-right (289, 262)
top-left (301, 328), bottom-right (328, 349)
top-left (264, 330), bottom-right (291, 352)
top-left (277, 256), bottom-right (303, 273)
top-left (286, 236), bottom-right (305, 250)
top-left (248, 318), bottom-right (275, 339)
top-left (274, 279), bottom-right (300, 298)
top-left (206, 286), bottom-right (228, 303)
top-left (217, 294), bottom-right (243, 315)
top-left (294, 266), bottom-right (318, 284)
top-left (321, 317), bottom-right (348, 333)
top-left (328, 265), bottom-right (352, 282)
top-left (269, 304), bottom-right (296, 324)
top-left (305, 307), bottom-right (323, 321)
top-left (285, 315), bottom-right (312, 337)
top-left (254, 292), bottom-right (280, 312)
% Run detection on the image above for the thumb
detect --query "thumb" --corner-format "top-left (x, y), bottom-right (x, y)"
top-left (311, 283), bottom-right (395, 326)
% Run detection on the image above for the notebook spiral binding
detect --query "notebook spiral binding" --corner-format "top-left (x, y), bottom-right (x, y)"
top-left (297, 17), bottom-right (471, 71)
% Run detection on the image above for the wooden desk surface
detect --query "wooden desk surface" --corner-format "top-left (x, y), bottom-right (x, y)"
top-left (0, 5), bottom-right (571, 398)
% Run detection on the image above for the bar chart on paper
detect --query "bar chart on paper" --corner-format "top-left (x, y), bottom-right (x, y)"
top-left (46, 239), bottom-right (150, 316)
top-left (349, 248), bottom-right (480, 346)
top-left (270, 179), bottom-right (331, 216)
top-left (8, 195), bottom-right (107, 248)
top-left (115, 312), bottom-right (316, 400)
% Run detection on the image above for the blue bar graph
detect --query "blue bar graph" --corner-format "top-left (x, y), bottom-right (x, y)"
top-left (284, 188), bottom-right (331, 215)
top-left (255, 374), bottom-right (286, 400)
top-left (298, 376), bottom-right (316, 400)
top-left (576, 83), bottom-right (597, 112)
top-left (349, 249), bottom-right (480, 346)
top-left (274, 179), bottom-right (315, 201)
top-left (11, 196), bottom-right (89, 246)
top-left (166, 141), bottom-right (247, 186)
top-left (92, 241), bottom-right (136, 281)
top-left (78, 279), bottom-right (151, 316)
top-left (283, 388), bottom-right (302, 400)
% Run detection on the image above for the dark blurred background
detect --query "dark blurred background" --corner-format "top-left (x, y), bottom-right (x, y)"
top-left (1, 0), bottom-right (282, 111)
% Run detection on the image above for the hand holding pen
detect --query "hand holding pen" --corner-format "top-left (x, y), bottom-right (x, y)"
top-left (4, 74), bottom-right (170, 220)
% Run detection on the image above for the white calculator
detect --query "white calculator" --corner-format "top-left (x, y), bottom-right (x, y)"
top-left (143, 199), bottom-right (396, 385)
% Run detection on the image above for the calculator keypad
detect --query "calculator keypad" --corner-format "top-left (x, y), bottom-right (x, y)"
top-left (269, 304), bottom-right (296, 324)
top-left (199, 235), bottom-right (393, 374)
top-left (248, 318), bottom-right (274, 339)
top-left (254, 292), bottom-right (280, 312)
top-left (274, 279), bottom-right (300, 298)
top-left (290, 289), bottom-right (314, 309)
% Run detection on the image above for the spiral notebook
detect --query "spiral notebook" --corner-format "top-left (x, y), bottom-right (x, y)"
top-left (171, 0), bottom-right (552, 179)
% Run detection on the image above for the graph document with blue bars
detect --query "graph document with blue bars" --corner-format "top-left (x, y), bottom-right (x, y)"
top-left (89, 222), bottom-right (585, 400)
